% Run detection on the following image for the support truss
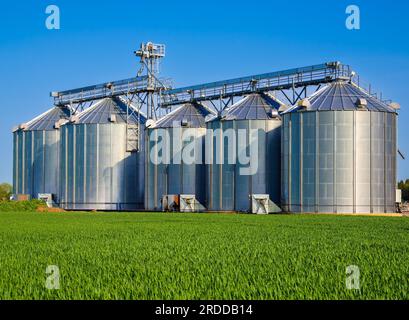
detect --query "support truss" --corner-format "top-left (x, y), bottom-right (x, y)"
top-left (160, 61), bottom-right (353, 108)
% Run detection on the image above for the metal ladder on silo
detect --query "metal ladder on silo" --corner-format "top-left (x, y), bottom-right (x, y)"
top-left (126, 123), bottom-right (139, 152)
top-left (125, 95), bottom-right (141, 153)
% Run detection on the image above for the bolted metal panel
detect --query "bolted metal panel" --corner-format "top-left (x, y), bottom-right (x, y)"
top-left (12, 106), bottom-right (69, 203)
top-left (206, 105), bottom-right (282, 212)
top-left (59, 98), bottom-right (146, 211)
top-left (60, 122), bottom-right (145, 210)
top-left (145, 126), bottom-right (207, 211)
top-left (13, 129), bottom-right (61, 201)
top-left (145, 102), bottom-right (212, 211)
top-left (206, 119), bottom-right (282, 212)
top-left (285, 81), bottom-right (396, 113)
top-left (281, 110), bottom-right (397, 214)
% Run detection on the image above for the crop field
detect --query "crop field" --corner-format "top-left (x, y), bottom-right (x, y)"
top-left (0, 211), bottom-right (408, 300)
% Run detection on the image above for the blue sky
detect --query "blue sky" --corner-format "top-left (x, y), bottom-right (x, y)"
top-left (0, 0), bottom-right (408, 183)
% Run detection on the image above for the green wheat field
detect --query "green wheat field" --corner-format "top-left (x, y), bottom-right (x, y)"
top-left (0, 211), bottom-right (408, 300)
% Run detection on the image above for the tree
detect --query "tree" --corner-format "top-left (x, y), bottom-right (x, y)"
top-left (398, 179), bottom-right (409, 202)
top-left (0, 183), bottom-right (12, 201)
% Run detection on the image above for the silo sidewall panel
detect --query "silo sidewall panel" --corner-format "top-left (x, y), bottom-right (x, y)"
top-left (136, 127), bottom-right (145, 209)
top-left (75, 125), bottom-right (85, 207)
top-left (59, 126), bottom-right (67, 208)
top-left (168, 128), bottom-right (181, 195)
top-left (156, 129), bottom-right (167, 210)
top-left (24, 131), bottom-right (33, 198)
top-left (235, 120), bottom-right (250, 212)
top-left (67, 125), bottom-right (75, 208)
top-left (43, 130), bottom-right (60, 203)
top-left (371, 112), bottom-right (386, 213)
top-left (355, 111), bottom-right (371, 213)
top-left (301, 112), bottom-right (316, 213)
top-left (195, 128), bottom-right (206, 204)
top-left (12, 132), bottom-right (18, 194)
top-left (97, 124), bottom-right (112, 209)
top-left (222, 121), bottom-right (235, 211)
top-left (33, 131), bottom-right (43, 199)
top-left (281, 115), bottom-right (290, 211)
top-left (335, 111), bottom-right (354, 213)
top-left (17, 131), bottom-right (25, 194)
top-left (318, 112), bottom-right (335, 213)
top-left (145, 128), bottom-right (154, 210)
top-left (85, 124), bottom-right (97, 209)
top-left (267, 119), bottom-right (282, 205)
top-left (290, 113), bottom-right (302, 212)
top-left (146, 128), bottom-right (165, 210)
top-left (385, 113), bottom-right (397, 212)
top-left (181, 128), bottom-right (196, 196)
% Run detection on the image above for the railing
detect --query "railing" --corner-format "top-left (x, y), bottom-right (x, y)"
top-left (160, 62), bottom-right (352, 107)
top-left (52, 76), bottom-right (150, 106)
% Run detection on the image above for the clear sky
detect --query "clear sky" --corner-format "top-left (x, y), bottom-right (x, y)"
top-left (0, 0), bottom-right (408, 183)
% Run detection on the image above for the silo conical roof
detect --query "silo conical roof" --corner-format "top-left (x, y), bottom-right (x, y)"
top-left (154, 102), bottom-right (214, 128)
top-left (210, 93), bottom-right (281, 121)
top-left (24, 106), bottom-right (71, 131)
top-left (77, 97), bottom-right (147, 124)
top-left (285, 81), bottom-right (396, 113)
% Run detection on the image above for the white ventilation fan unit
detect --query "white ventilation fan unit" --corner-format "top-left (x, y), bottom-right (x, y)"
top-left (251, 194), bottom-right (281, 214)
top-left (180, 195), bottom-right (205, 212)
top-left (37, 193), bottom-right (55, 208)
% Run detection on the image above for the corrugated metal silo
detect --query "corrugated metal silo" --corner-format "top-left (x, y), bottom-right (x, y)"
top-left (59, 97), bottom-right (146, 210)
top-left (145, 102), bottom-right (213, 211)
top-left (206, 93), bottom-right (282, 212)
top-left (12, 106), bottom-right (71, 203)
top-left (281, 81), bottom-right (398, 213)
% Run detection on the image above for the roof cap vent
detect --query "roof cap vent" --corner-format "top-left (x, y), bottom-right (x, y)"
top-left (69, 115), bottom-right (79, 123)
top-left (297, 98), bottom-right (310, 110)
top-left (109, 114), bottom-right (117, 123)
top-left (205, 114), bottom-right (215, 122)
top-left (270, 108), bottom-right (279, 118)
top-left (389, 102), bottom-right (400, 110)
top-left (54, 119), bottom-right (67, 129)
top-left (181, 118), bottom-right (189, 127)
top-left (355, 98), bottom-right (367, 109)
top-left (145, 119), bottom-right (156, 129)
top-left (278, 104), bottom-right (288, 113)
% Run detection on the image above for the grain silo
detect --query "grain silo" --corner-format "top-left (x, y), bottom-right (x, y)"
top-left (145, 102), bottom-right (214, 211)
top-left (206, 93), bottom-right (282, 213)
top-left (281, 80), bottom-right (398, 213)
top-left (59, 97), bottom-right (146, 210)
top-left (12, 106), bottom-right (71, 204)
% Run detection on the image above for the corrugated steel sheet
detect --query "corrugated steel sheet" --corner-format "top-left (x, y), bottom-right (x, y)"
top-left (13, 106), bottom-right (70, 202)
top-left (209, 93), bottom-right (281, 121)
top-left (281, 80), bottom-right (398, 214)
top-left (285, 81), bottom-right (396, 113)
top-left (77, 97), bottom-right (146, 124)
top-left (145, 102), bottom-right (211, 210)
top-left (154, 102), bottom-right (214, 128)
top-left (281, 110), bottom-right (397, 213)
top-left (25, 106), bottom-right (71, 131)
top-left (205, 93), bottom-right (282, 212)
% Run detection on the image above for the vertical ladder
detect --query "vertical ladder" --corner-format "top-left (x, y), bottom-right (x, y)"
top-left (126, 123), bottom-right (139, 152)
